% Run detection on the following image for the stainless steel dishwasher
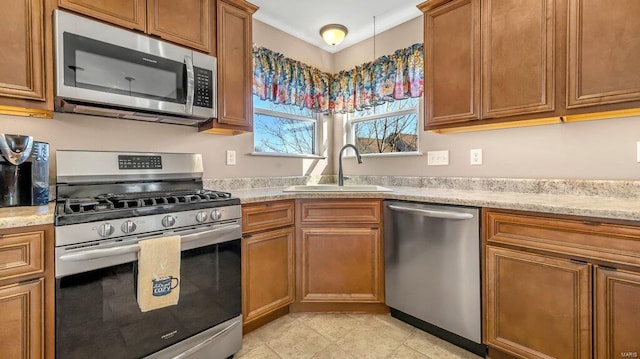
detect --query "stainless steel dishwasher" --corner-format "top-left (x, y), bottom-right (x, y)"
top-left (384, 200), bottom-right (485, 356)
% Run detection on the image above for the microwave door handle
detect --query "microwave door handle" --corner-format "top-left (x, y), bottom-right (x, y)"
top-left (59, 243), bottom-right (140, 262)
top-left (185, 56), bottom-right (195, 115)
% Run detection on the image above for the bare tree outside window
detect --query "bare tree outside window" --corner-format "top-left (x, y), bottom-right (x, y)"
top-left (253, 96), bottom-right (316, 155)
top-left (349, 98), bottom-right (420, 154)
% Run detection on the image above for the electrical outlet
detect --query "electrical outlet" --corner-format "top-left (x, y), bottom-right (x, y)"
top-left (470, 149), bottom-right (483, 165)
top-left (427, 150), bottom-right (449, 166)
top-left (226, 150), bottom-right (236, 166)
top-left (637, 141), bottom-right (640, 163)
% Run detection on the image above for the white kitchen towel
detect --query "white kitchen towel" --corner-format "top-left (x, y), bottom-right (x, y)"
top-left (137, 235), bottom-right (181, 312)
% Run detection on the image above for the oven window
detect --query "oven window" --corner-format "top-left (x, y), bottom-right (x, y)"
top-left (63, 33), bottom-right (185, 103)
top-left (55, 240), bottom-right (241, 359)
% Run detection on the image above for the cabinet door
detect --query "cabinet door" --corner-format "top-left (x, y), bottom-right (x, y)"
top-left (0, 279), bottom-right (44, 359)
top-left (242, 227), bottom-right (295, 324)
top-left (567, 0), bottom-right (640, 108)
top-left (215, 0), bottom-right (253, 130)
top-left (58, 0), bottom-right (146, 30)
top-left (482, 0), bottom-right (555, 118)
top-left (422, 0), bottom-right (481, 128)
top-left (147, 0), bottom-right (211, 53)
top-left (485, 246), bottom-right (591, 359)
top-left (298, 227), bottom-right (383, 303)
top-left (0, 0), bottom-right (45, 102)
top-left (596, 267), bottom-right (640, 359)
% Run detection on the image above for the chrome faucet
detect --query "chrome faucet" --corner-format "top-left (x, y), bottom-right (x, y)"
top-left (338, 144), bottom-right (363, 186)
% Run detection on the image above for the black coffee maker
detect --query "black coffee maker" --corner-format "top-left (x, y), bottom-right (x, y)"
top-left (0, 134), bottom-right (49, 207)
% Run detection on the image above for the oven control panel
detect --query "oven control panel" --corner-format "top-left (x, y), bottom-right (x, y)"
top-left (118, 155), bottom-right (162, 170)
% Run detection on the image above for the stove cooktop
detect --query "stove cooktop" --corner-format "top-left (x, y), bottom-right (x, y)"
top-left (55, 189), bottom-right (240, 226)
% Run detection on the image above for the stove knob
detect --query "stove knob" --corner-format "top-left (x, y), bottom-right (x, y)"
top-left (121, 220), bottom-right (137, 234)
top-left (97, 223), bottom-right (115, 237)
top-left (210, 209), bottom-right (222, 221)
top-left (162, 215), bottom-right (176, 227)
top-left (196, 211), bottom-right (208, 223)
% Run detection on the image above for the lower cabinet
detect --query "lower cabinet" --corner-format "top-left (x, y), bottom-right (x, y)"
top-left (0, 224), bottom-right (53, 359)
top-left (596, 268), bottom-right (640, 359)
top-left (293, 199), bottom-right (385, 312)
top-left (485, 246), bottom-right (591, 359)
top-left (242, 227), bottom-right (295, 324)
top-left (0, 279), bottom-right (44, 359)
top-left (298, 227), bottom-right (382, 303)
top-left (484, 209), bottom-right (640, 359)
top-left (241, 200), bottom-right (295, 332)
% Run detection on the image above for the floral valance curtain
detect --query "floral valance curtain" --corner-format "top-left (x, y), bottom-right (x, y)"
top-left (331, 43), bottom-right (423, 113)
top-left (253, 47), bottom-right (333, 112)
top-left (252, 43), bottom-right (424, 114)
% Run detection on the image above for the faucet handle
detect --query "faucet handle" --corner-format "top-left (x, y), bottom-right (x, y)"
top-left (342, 176), bottom-right (350, 181)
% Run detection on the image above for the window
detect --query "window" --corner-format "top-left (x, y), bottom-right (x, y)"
top-left (347, 98), bottom-right (420, 154)
top-left (253, 95), bottom-right (318, 156)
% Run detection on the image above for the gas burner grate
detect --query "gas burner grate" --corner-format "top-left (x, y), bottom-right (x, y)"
top-left (59, 190), bottom-right (234, 215)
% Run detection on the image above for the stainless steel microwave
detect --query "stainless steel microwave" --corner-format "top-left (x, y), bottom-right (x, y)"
top-left (54, 10), bottom-right (216, 126)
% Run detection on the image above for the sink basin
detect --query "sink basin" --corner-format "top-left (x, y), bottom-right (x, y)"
top-left (283, 184), bottom-right (393, 192)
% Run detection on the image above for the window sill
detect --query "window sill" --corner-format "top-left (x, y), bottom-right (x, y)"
top-left (343, 152), bottom-right (423, 158)
top-left (249, 152), bottom-right (326, 159)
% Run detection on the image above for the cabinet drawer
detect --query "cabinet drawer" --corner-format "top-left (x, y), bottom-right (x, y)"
top-left (485, 209), bottom-right (640, 268)
top-left (242, 200), bottom-right (294, 233)
top-left (0, 230), bottom-right (45, 281)
top-left (298, 199), bottom-right (381, 225)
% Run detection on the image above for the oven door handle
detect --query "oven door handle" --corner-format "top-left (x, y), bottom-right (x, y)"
top-left (59, 223), bottom-right (241, 262)
top-left (173, 319), bottom-right (241, 359)
top-left (59, 243), bottom-right (140, 261)
top-left (179, 223), bottom-right (241, 242)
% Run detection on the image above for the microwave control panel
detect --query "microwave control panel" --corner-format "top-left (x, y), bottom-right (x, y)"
top-left (194, 67), bottom-right (213, 108)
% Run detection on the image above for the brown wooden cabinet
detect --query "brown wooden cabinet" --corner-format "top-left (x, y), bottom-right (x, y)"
top-left (419, 0), bottom-right (563, 130)
top-left (567, 0), bottom-right (640, 110)
top-left (199, 0), bottom-right (257, 134)
top-left (0, 224), bottom-right (54, 359)
top-left (0, 0), bottom-right (53, 116)
top-left (422, 0), bottom-right (480, 127)
top-left (0, 279), bottom-right (45, 359)
top-left (484, 208), bottom-right (640, 359)
top-left (58, 0), bottom-right (213, 53)
top-left (596, 267), bottom-right (640, 359)
top-left (293, 199), bottom-right (385, 312)
top-left (485, 246), bottom-right (591, 359)
top-left (241, 200), bottom-right (295, 332)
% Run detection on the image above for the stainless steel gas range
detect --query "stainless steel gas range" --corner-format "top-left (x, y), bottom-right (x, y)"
top-left (54, 150), bottom-right (242, 359)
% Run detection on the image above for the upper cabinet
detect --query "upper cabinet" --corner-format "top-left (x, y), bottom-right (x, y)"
top-left (58, 0), bottom-right (213, 53)
top-left (567, 0), bottom-right (640, 110)
top-left (57, 0), bottom-right (146, 31)
top-left (422, 0), bottom-right (480, 127)
top-left (0, 0), bottom-right (51, 115)
top-left (199, 0), bottom-right (257, 134)
top-left (420, 0), bottom-right (640, 131)
top-left (420, 0), bottom-right (562, 130)
top-left (481, 0), bottom-right (557, 119)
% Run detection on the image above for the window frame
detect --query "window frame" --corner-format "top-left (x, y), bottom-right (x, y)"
top-left (345, 98), bottom-right (422, 157)
top-left (252, 97), bottom-right (322, 158)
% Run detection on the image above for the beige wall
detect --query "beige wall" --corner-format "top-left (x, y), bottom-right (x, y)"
top-left (2, 17), bottom-right (639, 181)
top-left (331, 15), bottom-right (640, 180)
top-left (0, 19), bottom-right (333, 181)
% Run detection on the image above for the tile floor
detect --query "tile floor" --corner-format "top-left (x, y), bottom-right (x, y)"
top-left (235, 313), bottom-right (484, 359)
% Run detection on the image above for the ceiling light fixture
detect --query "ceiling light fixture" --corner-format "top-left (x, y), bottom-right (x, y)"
top-left (320, 24), bottom-right (348, 46)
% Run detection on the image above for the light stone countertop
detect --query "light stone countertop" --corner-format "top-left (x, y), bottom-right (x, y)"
top-left (234, 186), bottom-right (640, 222)
top-left (2, 185), bottom-right (639, 230)
top-left (0, 203), bottom-right (55, 229)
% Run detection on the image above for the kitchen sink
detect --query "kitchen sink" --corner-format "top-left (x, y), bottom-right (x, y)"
top-left (283, 184), bottom-right (393, 192)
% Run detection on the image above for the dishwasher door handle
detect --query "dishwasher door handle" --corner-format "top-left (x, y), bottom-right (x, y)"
top-left (388, 204), bottom-right (474, 220)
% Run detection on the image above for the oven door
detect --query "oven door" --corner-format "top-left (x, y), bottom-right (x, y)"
top-left (55, 222), bottom-right (241, 359)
